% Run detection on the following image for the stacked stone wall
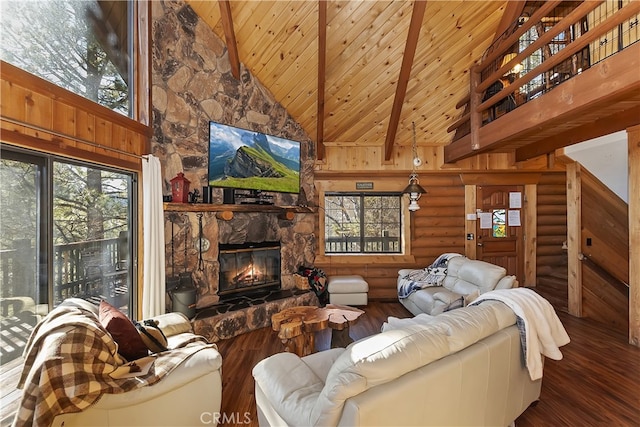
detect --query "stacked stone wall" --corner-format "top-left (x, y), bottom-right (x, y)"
top-left (151, 0), bottom-right (316, 310)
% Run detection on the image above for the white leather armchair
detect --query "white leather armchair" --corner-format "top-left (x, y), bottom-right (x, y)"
top-left (14, 298), bottom-right (223, 427)
top-left (51, 310), bottom-right (223, 427)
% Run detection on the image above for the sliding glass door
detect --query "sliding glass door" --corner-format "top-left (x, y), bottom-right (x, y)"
top-left (0, 146), bottom-right (137, 367)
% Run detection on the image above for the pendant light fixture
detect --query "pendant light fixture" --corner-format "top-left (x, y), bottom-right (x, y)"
top-left (403, 122), bottom-right (426, 211)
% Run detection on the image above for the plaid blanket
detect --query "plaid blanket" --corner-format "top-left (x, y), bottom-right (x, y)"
top-left (12, 302), bottom-right (216, 427)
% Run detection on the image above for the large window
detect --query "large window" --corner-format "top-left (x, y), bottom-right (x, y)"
top-left (0, 146), bottom-right (137, 366)
top-left (324, 193), bottom-right (402, 254)
top-left (0, 0), bottom-right (132, 116)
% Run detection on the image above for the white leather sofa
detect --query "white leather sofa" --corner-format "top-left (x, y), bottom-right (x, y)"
top-left (252, 300), bottom-right (542, 426)
top-left (15, 298), bottom-right (222, 427)
top-left (398, 255), bottom-right (517, 316)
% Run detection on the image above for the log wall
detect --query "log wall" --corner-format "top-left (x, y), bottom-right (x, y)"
top-left (315, 172), bottom-right (466, 301)
top-left (536, 172), bottom-right (568, 278)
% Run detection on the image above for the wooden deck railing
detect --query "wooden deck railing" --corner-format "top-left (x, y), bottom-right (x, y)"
top-left (325, 235), bottom-right (401, 254)
top-left (449, 0), bottom-right (640, 143)
top-left (0, 237), bottom-right (127, 305)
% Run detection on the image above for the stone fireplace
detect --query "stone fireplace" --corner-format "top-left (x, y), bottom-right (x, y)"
top-left (218, 241), bottom-right (281, 298)
top-left (151, 1), bottom-right (319, 342)
top-left (172, 209), bottom-right (318, 342)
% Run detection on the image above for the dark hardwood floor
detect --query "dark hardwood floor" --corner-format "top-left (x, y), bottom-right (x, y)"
top-left (216, 299), bottom-right (640, 427)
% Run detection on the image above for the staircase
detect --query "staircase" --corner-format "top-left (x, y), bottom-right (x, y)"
top-left (536, 268), bottom-right (568, 314)
top-left (535, 166), bottom-right (629, 334)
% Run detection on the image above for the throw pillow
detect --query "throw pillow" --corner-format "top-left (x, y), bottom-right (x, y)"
top-left (99, 300), bottom-right (148, 361)
top-left (135, 319), bottom-right (169, 353)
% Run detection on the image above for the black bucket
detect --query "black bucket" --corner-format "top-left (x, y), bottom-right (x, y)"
top-left (171, 284), bottom-right (196, 319)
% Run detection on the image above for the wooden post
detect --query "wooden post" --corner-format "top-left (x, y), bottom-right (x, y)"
top-left (628, 125), bottom-right (640, 347)
top-left (13, 239), bottom-right (35, 301)
top-left (469, 67), bottom-right (482, 151)
top-left (566, 162), bottom-right (583, 317)
top-left (464, 185), bottom-right (477, 259)
top-left (524, 184), bottom-right (537, 287)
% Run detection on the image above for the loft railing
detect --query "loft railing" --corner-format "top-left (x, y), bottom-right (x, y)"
top-left (449, 0), bottom-right (640, 142)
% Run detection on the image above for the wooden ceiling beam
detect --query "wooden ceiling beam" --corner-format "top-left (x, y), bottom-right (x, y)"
top-left (383, 0), bottom-right (427, 162)
top-left (491, 1), bottom-right (526, 46)
top-left (316, 0), bottom-right (327, 161)
top-left (219, 0), bottom-right (240, 80)
top-left (515, 106), bottom-right (640, 162)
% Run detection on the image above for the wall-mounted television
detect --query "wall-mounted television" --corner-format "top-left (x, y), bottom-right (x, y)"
top-left (208, 121), bottom-right (300, 194)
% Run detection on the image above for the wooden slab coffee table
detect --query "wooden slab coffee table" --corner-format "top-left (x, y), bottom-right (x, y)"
top-left (271, 304), bottom-right (364, 357)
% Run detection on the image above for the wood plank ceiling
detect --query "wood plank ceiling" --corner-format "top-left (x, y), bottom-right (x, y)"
top-left (186, 0), bottom-right (508, 159)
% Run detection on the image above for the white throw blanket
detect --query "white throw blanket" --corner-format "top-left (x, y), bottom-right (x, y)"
top-left (471, 288), bottom-right (570, 381)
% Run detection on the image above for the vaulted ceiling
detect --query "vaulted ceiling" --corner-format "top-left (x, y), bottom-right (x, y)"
top-left (186, 0), bottom-right (510, 159)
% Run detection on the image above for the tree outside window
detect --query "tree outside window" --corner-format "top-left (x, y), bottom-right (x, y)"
top-left (324, 194), bottom-right (401, 254)
top-left (0, 0), bottom-right (131, 115)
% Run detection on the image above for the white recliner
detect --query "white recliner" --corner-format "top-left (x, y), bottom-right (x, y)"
top-left (398, 256), bottom-right (517, 316)
top-left (13, 298), bottom-right (222, 427)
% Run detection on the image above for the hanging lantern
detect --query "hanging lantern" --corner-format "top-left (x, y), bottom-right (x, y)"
top-left (402, 122), bottom-right (427, 211)
top-left (170, 172), bottom-right (190, 203)
top-left (403, 173), bottom-right (426, 212)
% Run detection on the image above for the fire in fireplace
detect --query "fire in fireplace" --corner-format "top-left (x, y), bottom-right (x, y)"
top-left (218, 242), bottom-right (281, 298)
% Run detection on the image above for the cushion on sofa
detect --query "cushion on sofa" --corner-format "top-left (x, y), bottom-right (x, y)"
top-left (99, 300), bottom-right (149, 361)
top-left (252, 352), bottom-right (327, 426)
top-left (432, 300), bottom-right (516, 353)
top-left (496, 275), bottom-right (518, 289)
top-left (312, 322), bottom-right (450, 426)
top-left (443, 257), bottom-right (507, 295)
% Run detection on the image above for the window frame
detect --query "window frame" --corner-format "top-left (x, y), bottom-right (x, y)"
top-left (0, 145), bottom-right (138, 315)
top-left (315, 179), bottom-right (416, 265)
top-left (324, 192), bottom-right (403, 255)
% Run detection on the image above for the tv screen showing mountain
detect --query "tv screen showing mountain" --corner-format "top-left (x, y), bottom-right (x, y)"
top-left (208, 121), bottom-right (301, 194)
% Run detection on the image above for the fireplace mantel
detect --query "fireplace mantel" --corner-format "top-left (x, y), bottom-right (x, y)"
top-left (164, 203), bottom-right (315, 221)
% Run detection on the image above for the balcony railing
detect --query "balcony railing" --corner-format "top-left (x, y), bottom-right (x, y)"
top-left (449, 0), bottom-right (640, 142)
top-left (0, 237), bottom-right (129, 309)
top-left (325, 235), bottom-right (401, 254)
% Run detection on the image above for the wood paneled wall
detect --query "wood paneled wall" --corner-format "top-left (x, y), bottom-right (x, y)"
top-left (579, 166), bottom-right (629, 332)
top-left (581, 168), bottom-right (630, 285)
top-left (0, 62), bottom-right (149, 170)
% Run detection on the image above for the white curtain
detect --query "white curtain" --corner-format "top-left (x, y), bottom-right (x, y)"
top-left (142, 155), bottom-right (166, 318)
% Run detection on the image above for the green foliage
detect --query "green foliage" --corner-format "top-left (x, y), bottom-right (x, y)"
top-left (0, 0), bottom-right (130, 115)
top-left (210, 145), bottom-right (300, 193)
top-left (53, 163), bottom-right (130, 244)
top-left (0, 160), bottom-right (38, 250)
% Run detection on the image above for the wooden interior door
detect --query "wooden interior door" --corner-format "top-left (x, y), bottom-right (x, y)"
top-left (476, 185), bottom-right (524, 284)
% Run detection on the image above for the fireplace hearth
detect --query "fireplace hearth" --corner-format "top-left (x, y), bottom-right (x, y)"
top-left (218, 241), bottom-right (281, 299)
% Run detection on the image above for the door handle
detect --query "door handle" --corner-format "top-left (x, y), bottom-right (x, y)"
top-left (477, 243), bottom-right (483, 247)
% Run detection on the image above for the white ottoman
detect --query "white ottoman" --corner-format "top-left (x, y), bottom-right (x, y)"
top-left (327, 275), bottom-right (369, 306)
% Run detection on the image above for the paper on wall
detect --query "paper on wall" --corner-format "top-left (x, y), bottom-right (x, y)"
top-left (509, 192), bottom-right (522, 208)
top-left (508, 210), bottom-right (521, 226)
top-left (479, 212), bottom-right (492, 229)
